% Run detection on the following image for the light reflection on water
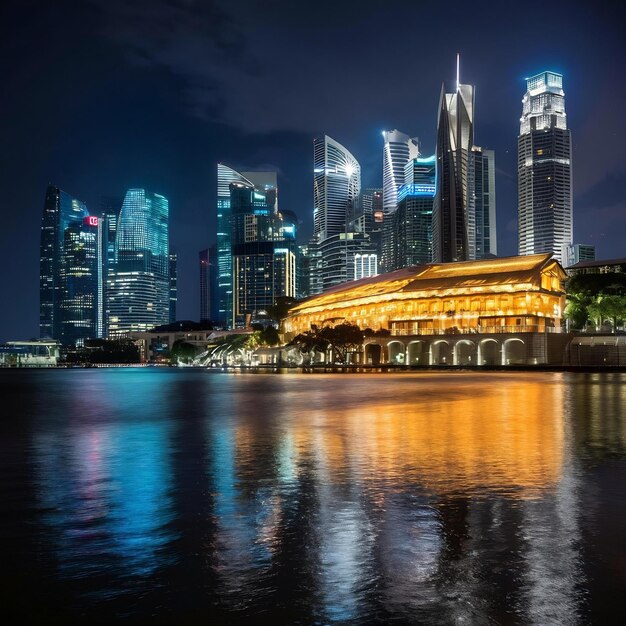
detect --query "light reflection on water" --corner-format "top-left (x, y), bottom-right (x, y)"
top-left (1, 369), bottom-right (625, 623)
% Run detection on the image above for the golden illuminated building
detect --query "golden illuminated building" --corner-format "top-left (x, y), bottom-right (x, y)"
top-left (285, 253), bottom-right (566, 338)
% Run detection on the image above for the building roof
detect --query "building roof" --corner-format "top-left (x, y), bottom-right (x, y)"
top-left (289, 254), bottom-right (563, 315)
top-left (566, 257), bottom-right (626, 270)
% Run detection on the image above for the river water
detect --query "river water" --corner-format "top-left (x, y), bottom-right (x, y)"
top-left (1, 369), bottom-right (624, 624)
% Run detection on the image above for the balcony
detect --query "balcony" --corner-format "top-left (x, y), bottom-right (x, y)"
top-left (390, 325), bottom-right (562, 336)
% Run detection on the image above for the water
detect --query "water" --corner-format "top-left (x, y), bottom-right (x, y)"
top-left (1, 369), bottom-right (625, 624)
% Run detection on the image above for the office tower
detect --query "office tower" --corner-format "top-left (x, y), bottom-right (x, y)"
top-left (107, 189), bottom-right (169, 337)
top-left (565, 243), bottom-right (595, 267)
top-left (317, 233), bottom-right (378, 291)
top-left (229, 179), bottom-right (296, 327)
top-left (433, 59), bottom-right (475, 263)
top-left (199, 248), bottom-right (211, 324)
top-left (350, 188), bottom-right (384, 263)
top-left (518, 71), bottom-right (572, 264)
top-left (313, 135), bottom-right (361, 242)
top-left (390, 155), bottom-right (436, 270)
top-left (382, 130), bottom-right (419, 215)
top-left (59, 216), bottom-right (100, 346)
top-left (471, 147), bottom-right (497, 258)
top-left (98, 197), bottom-right (122, 337)
top-left (39, 184), bottom-right (90, 341)
top-left (169, 251), bottom-right (177, 323)
top-left (216, 164), bottom-right (278, 328)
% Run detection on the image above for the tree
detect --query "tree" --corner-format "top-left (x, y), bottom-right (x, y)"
top-left (260, 325), bottom-right (280, 346)
top-left (588, 294), bottom-right (626, 331)
top-left (315, 323), bottom-right (365, 364)
top-left (170, 340), bottom-right (198, 363)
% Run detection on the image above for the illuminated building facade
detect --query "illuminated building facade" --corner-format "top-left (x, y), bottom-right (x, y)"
top-left (39, 184), bottom-right (91, 342)
top-left (433, 75), bottom-right (475, 263)
top-left (285, 254), bottom-right (567, 364)
top-left (108, 189), bottom-right (169, 337)
top-left (518, 71), bottom-right (572, 265)
top-left (313, 135), bottom-right (361, 242)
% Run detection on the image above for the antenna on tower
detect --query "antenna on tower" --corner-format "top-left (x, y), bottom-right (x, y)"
top-left (456, 53), bottom-right (460, 91)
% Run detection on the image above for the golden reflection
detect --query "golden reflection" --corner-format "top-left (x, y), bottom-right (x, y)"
top-left (287, 378), bottom-right (565, 496)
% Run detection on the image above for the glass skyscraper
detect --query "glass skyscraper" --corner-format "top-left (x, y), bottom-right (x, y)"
top-left (107, 189), bottom-right (169, 337)
top-left (471, 147), bottom-right (497, 259)
top-left (60, 218), bottom-right (99, 346)
top-left (216, 164), bottom-right (276, 328)
top-left (518, 71), bottom-right (572, 265)
top-left (39, 184), bottom-right (91, 343)
top-left (433, 76), bottom-right (475, 263)
top-left (390, 155), bottom-right (436, 270)
top-left (313, 135), bottom-right (361, 242)
top-left (169, 251), bottom-right (177, 323)
top-left (199, 248), bottom-right (212, 324)
top-left (229, 180), bottom-right (296, 327)
top-left (382, 129), bottom-right (419, 215)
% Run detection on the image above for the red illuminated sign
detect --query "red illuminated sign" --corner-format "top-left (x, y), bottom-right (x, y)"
top-left (84, 216), bottom-right (99, 227)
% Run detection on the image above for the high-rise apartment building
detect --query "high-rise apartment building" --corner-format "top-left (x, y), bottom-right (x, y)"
top-left (39, 184), bottom-right (91, 342)
top-left (471, 147), bottom-right (497, 258)
top-left (107, 189), bottom-right (169, 337)
top-left (518, 71), bottom-right (572, 265)
top-left (433, 71), bottom-right (475, 263)
top-left (313, 135), bottom-right (361, 242)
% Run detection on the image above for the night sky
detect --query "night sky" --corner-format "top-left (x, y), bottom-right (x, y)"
top-left (1, 0), bottom-right (624, 339)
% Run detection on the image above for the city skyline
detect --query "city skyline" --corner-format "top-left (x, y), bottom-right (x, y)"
top-left (1, 0), bottom-right (624, 339)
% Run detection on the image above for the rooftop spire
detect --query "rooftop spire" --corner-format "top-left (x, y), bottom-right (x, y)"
top-left (456, 53), bottom-right (460, 91)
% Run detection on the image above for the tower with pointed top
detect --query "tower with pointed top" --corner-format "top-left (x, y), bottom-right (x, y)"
top-left (432, 56), bottom-right (476, 262)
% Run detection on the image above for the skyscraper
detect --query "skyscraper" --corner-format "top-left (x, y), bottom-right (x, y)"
top-left (59, 216), bottom-right (100, 347)
top-left (229, 180), bottom-right (296, 327)
top-left (199, 248), bottom-right (212, 324)
top-left (471, 147), bottom-right (497, 258)
top-left (433, 58), bottom-right (475, 263)
top-left (390, 155), bottom-right (436, 270)
top-left (518, 71), bottom-right (572, 264)
top-left (107, 189), bottom-right (169, 337)
top-left (169, 251), bottom-right (177, 323)
top-left (216, 164), bottom-right (277, 328)
top-left (39, 184), bottom-right (90, 341)
top-left (382, 129), bottom-right (419, 215)
top-left (98, 196), bottom-right (122, 336)
top-left (313, 135), bottom-right (361, 242)
top-left (311, 135), bottom-right (362, 295)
